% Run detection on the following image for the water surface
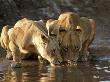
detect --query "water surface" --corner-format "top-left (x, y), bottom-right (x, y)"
top-left (0, 57), bottom-right (110, 82)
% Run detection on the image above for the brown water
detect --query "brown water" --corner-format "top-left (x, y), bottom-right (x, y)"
top-left (0, 57), bottom-right (110, 82)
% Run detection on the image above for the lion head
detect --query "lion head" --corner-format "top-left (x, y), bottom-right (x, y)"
top-left (58, 30), bottom-right (81, 64)
top-left (32, 21), bottom-right (63, 66)
top-left (46, 13), bottom-right (81, 64)
top-left (8, 19), bottom-right (63, 67)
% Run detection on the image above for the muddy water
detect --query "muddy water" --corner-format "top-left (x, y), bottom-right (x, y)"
top-left (0, 57), bottom-right (110, 82)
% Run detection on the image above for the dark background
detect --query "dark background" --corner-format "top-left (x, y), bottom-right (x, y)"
top-left (0, 0), bottom-right (110, 55)
top-left (0, 0), bottom-right (109, 26)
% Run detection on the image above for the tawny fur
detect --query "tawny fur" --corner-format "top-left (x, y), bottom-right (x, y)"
top-left (46, 12), bottom-right (96, 63)
top-left (2, 18), bottom-right (62, 67)
top-left (0, 25), bottom-right (10, 49)
top-left (46, 16), bottom-right (81, 62)
top-left (76, 17), bottom-right (96, 61)
top-left (58, 12), bottom-right (80, 30)
top-left (46, 19), bottom-right (59, 36)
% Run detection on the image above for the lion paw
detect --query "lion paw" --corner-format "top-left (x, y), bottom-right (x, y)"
top-left (6, 54), bottom-right (13, 60)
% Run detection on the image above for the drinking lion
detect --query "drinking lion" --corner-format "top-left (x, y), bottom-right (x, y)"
top-left (0, 18), bottom-right (62, 67)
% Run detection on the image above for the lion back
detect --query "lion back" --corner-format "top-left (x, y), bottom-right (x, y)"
top-left (9, 27), bottom-right (24, 47)
top-left (88, 18), bottom-right (96, 45)
top-left (78, 17), bottom-right (92, 43)
top-left (58, 12), bottom-right (80, 30)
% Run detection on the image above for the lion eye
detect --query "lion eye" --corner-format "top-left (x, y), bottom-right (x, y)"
top-left (41, 35), bottom-right (46, 39)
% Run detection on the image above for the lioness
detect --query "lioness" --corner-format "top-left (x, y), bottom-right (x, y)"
top-left (46, 19), bottom-right (81, 64)
top-left (58, 13), bottom-right (96, 62)
top-left (76, 17), bottom-right (96, 61)
top-left (1, 19), bottom-right (62, 67)
top-left (46, 12), bottom-right (96, 63)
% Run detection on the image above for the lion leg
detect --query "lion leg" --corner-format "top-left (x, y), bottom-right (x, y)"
top-left (11, 51), bottom-right (21, 68)
top-left (78, 40), bottom-right (89, 62)
top-left (78, 50), bottom-right (88, 62)
top-left (6, 50), bottom-right (13, 60)
top-left (9, 41), bottom-right (21, 68)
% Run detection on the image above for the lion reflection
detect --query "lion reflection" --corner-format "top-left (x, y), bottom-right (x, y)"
top-left (3, 64), bottom-right (99, 82)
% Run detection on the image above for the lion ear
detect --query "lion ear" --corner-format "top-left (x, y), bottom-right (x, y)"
top-left (76, 26), bottom-right (82, 34)
top-left (51, 25), bottom-right (60, 36)
top-left (76, 26), bottom-right (81, 29)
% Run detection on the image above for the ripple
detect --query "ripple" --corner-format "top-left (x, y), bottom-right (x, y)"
top-left (104, 70), bottom-right (110, 73)
top-left (0, 72), bottom-right (3, 75)
top-left (99, 81), bottom-right (110, 82)
top-left (93, 75), bottom-right (99, 78)
top-left (103, 67), bottom-right (109, 69)
top-left (99, 56), bottom-right (110, 61)
top-left (95, 67), bottom-right (102, 70)
top-left (95, 65), bottom-right (99, 67)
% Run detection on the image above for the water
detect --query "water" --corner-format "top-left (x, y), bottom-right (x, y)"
top-left (0, 57), bottom-right (110, 82)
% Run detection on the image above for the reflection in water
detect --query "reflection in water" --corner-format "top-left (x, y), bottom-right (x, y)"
top-left (0, 60), bottom-right (110, 82)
